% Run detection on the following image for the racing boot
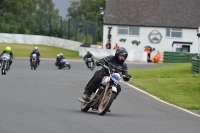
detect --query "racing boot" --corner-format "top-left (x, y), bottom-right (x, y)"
top-left (81, 93), bottom-right (90, 101)
top-left (78, 93), bottom-right (91, 103)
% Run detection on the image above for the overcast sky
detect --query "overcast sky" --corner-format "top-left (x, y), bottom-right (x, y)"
top-left (52, 0), bottom-right (71, 18)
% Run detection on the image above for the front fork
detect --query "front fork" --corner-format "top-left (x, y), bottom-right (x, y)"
top-left (101, 82), bottom-right (117, 102)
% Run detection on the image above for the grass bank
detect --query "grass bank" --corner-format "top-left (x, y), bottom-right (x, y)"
top-left (0, 43), bottom-right (82, 59)
top-left (128, 63), bottom-right (200, 114)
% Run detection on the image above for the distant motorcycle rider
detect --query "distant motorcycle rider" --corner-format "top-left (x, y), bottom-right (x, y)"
top-left (55, 53), bottom-right (66, 69)
top-left (80, 47), bottom-right (131, 102)
top-left (55, 54), bottom-right (61, 66)
top-left (59, 53), bottom-right (65, 59)
top-left (0, 46), bottom-right (14, 69)
top-left (84, 51), bottom-right (95, 68)
top-left (30, 47), bottom-right (40, 66)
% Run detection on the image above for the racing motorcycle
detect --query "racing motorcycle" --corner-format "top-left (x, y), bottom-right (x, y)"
top-left (31, 54), bottom-right (38, 70)
top-left (87, 58), bottom-right (94, 70)
top-left (0, 53), bottom-right (10, 75)
top-left (78, 63), bottom-right (130, 116)
top-left (56, 59), bottom-right (71, 69)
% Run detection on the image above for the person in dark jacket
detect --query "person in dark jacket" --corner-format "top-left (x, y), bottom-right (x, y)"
top-left (55, 54), bottom-right (61, 67)
top-left (106, 40), bottom-right (111, 49)
top-left (30, 47), bottom-right (40, 65)
top-left (84, 51), bottom-right (95, 68)
top-left (80, 47), bottom-right (131, 102)
top-left (0, 46), bottom-right (14, 69)
top-left (59, 53), bottom-right (65, 59)
top-left (55, 53), bottom-right (65, 68)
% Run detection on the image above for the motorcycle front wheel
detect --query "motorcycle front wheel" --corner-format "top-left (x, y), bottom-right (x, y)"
top-left (34, 62), bottom-right (37, 70)
top-left (80, 102), bottom-right (90, 112)
top-left (2, 69), bottom-right (6, 75)
top-left (67, 64), bottom-right (71, 69)
top-left (98, 90), bottom-right (116, 116)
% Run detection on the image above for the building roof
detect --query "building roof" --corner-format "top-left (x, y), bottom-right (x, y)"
top-left (104, 0), bottom-right (200, 29)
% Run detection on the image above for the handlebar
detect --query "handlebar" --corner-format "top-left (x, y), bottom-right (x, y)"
top-left (99, 63), bottom-right (131, 79)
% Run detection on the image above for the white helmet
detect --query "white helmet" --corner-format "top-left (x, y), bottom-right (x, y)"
top-left (57, 54), bottom-right (60, 57)
top-left (34, 47), bottom-right (38, 51)
top-left (60, 53), bottom-right (63, 56)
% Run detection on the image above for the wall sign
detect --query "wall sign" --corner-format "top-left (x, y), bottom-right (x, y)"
top-left (120, 38), bottom-right (127, 42)
top-left (132, 40), bottom-right (140, 46)
top-left (148, 30), bottom-right (162, 44)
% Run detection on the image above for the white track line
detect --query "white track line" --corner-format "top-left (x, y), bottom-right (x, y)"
top-left (121, 81), bottom-right (200, 118)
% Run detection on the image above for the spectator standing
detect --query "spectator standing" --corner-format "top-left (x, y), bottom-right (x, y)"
top-left (106, 40), bottom-right (111, 49)
top-left (144, 46), bottom-right (151, 62)
top-left (113, 43), bottom-right (120, 50)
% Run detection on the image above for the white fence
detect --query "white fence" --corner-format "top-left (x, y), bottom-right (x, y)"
top-left (0, 33), bottom-right (147, 62)
top-left (79, 47), bottom-right (147, 62)
top-left (0, 33), bottom-right (82, 51)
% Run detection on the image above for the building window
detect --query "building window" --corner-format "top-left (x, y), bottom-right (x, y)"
top-left (166, 28), bottom-right (182, 37)
top-left (118, 26), bottom-right (140, 35)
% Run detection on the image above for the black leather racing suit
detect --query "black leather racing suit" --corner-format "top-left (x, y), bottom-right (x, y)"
top-left (56, 56), bottom-right (65, 68)
top-left (55, 56), bottom-right (62, 66)
top-left (84, 53), bottom-right (95, 68)
top-left (84, 55), bottom-right (131, 97)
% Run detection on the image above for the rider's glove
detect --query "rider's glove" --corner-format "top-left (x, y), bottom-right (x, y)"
top-left (127, 74), bottom-right (131, 78)
top-left (123, 74), bottom-right (131, 81)
top-left (95, 60), bottom-right (105, 66)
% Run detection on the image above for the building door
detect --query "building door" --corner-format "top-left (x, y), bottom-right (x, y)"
top-left (182, 45), bottom-right (190, 52)
top-left (172, 42), bottom-right (192, 53)
top-left (174, 44), bottom-right (191, 53)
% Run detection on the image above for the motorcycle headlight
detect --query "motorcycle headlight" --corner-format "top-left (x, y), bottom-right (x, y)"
top-left (111, 73), bottom-right (121, 83)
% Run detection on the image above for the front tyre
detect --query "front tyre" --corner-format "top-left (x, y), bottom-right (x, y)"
top-left (80, 103), bottom-right (90, 112)
top-left (34, 62), bottom-right (37, 70)
top-left (67, 64), bottom-right (71, 69)
top-left (31, 62), bottom-right (34, 70)
top-left (98, 90), bottom-right (116, 116)
top-left (1, 62), bottom-right (6, 75)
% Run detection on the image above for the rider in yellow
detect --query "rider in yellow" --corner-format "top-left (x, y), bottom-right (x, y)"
top-left (0, 46), bottom-right (14, 69)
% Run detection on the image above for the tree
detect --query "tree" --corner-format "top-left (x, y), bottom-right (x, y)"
top-left (67, 0), bottom-right (106, 42)
top-left (0, 0), bottom-right (60, 35)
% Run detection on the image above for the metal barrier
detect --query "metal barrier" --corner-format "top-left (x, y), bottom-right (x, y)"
top-left (192, 58), bottom-right (200, 73)
top-left (163, 51), bottom-right (197, 63)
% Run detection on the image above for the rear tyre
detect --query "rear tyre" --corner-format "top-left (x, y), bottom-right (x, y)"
top-left (98, 90), bottom-right (116, 116)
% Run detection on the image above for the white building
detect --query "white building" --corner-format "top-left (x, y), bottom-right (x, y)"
top-left (103, 0), bottom-right (200, 59)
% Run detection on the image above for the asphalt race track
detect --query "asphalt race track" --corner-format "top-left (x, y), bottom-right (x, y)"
top-left (0, 59), bottom-right (200, 133)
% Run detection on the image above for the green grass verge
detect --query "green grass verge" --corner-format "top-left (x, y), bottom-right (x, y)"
top-left (0, 43), bottom-right (82, 59)
top-left (128, 63), bottom-right (200, 114)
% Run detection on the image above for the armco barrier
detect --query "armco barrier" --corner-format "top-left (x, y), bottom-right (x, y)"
top-left (192, 58), bottom-right (200, 73)
top-left (163, 51), bottom-right (197, 63)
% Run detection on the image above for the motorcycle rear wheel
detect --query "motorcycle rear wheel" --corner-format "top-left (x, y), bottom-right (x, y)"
top-left (98, 90), bottom-right (116, 116)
